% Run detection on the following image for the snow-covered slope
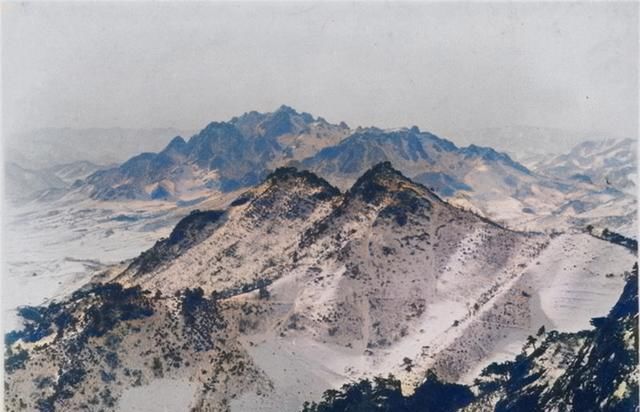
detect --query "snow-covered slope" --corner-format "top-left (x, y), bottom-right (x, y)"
top-left (298, 262), bottom-right (639, 412)
top-left (466, 263), bottom-right (638, 412)
top-left (511, 138), bottom-right (638, 237)
top-left (4, 164), bottom-right (634, 412)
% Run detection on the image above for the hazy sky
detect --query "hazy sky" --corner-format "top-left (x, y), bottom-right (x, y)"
top-left (3, 1), bottom-right (638, 140)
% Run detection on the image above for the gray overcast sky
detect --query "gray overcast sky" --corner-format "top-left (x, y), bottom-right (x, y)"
top-left (2, 1), bottom-right (638, 140)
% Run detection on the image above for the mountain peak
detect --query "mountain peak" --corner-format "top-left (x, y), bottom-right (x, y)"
top-left (165, 136), bottom-right (187, 151)
top-left (353, 161), bottom-right (406, 184)
top-left (341, 162), bottom-right (441, 227)
top-left (348, 162), bottom-right (416, 203)
top-left (275, 104), bottom-right (298, 115)
top-left (169, 135), bottom-right (186, 144)
top-left (274, 105), bottom-right (317, 124)
top-left (360, 161), bottom-right (400, 177)
top-left (266, 166), bottom-right (340, 195)
top-left (267, 166), bottom-right (308, 181)
top-left (462, 144), bottom-right (530, 174)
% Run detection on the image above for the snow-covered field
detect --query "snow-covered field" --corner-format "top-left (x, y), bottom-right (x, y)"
top-left (532, 233), bottom-right (634, 332)
top-left (460, 232), bottom-right (635, 383)
top-left (118, 378), bottom-right (196, 412)
top-left (3, 200), bottom-right (170, 329)
top-left (2, 191), bottom-right (238, 329)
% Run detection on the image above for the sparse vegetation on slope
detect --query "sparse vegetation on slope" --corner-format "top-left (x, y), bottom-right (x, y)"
top-left (5, 163), bottom-right (634, 412)
top-left (299, 264), bottom-right (638, 412)
top-left (126, 209), bottom-right (225, 275)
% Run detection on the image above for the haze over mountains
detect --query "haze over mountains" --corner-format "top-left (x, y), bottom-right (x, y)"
top-left (3, 105), bottom-right (637, 412)
top-left (81, 106), bottom-right (349, 200)
top-left (5, 161), bottom-right (108, 203)
top-left (4, 127), bottom-right (192, 202)
top-left (6, 128), bottom-right (194, 169)
top-left (448, 125), bottom-right (617, 157)
top-left (70, 106), bottom-right (558, 202)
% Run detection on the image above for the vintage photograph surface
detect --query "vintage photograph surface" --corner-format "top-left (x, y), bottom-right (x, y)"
top-left (2, 2), bottom-right (638, 411)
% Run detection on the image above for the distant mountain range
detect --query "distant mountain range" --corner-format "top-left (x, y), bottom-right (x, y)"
top-left (7, 106), bottom-right (634, 239)
top-left (79, 106), bottom-right (535, 203)
top-left (81, 106), bottom-right (349, 200)
top-left (4, 163), bottom-right (636, 412)
top-left (66, 106), bottom-right (634, 235)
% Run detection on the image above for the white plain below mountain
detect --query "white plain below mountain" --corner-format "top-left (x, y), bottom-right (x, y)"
top-left (3, 106), bottom-right (638, 411)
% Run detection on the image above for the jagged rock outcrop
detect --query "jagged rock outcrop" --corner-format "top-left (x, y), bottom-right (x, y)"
top-left (83, 106), bottom-right (350, 200)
